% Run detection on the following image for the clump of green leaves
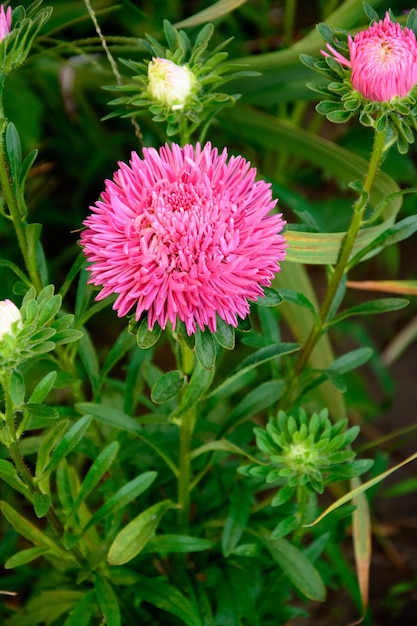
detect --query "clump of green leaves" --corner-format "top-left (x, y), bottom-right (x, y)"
top-left (242, 408), bottom-right (372, 501)
top-left (0, 285), bottom-right (82, 372)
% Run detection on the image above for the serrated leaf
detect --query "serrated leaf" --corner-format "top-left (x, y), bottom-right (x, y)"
top-left (108, 500), bottom-right (174, 565)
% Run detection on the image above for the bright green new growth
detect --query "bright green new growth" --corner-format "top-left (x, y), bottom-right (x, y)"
top-left (0, 285), bottom-right (82, 372)
top-left (242, 408), bottom-right (372, 501)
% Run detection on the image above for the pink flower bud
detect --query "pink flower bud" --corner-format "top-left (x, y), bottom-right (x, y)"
top-left (322, 13), bottom-right (417, 102)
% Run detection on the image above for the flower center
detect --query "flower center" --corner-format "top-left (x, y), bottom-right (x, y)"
top-left (135, 180), bottom-right (236, 276)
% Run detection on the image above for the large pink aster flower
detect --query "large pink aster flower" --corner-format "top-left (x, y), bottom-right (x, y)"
top-left (81, 143), bottom-right (286, 335)
top-left (322, 12), bottom-right (417, 102)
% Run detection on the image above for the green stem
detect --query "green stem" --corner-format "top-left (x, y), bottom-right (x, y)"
top-left (280, 128), bottom-right (386, 410)
top-left (176, 339), bottom-right (196, 534)
top-left (0, 133), bottom-right (41, 291)
top-left (177, 404), bottom-right (195, 535)
top-left (283, 0), bottom-right (297, 47)
top-left (1, 373), bottom-right (84, 563)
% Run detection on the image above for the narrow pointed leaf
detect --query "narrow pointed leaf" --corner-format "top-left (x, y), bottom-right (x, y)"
top-left (108, 500), bottom-right (175, 565)
top-left (94, 575), bottom-right (121, 626)
top-left (84, 471), bottom-right (157, 531)
top-left (258, 528), bottom-right (326, 601)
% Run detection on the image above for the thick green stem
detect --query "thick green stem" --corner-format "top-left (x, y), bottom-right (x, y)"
top-left (177, 405), bottom-right (195, 535)
top-left (176, 340), bottom-right (196, 534)
top-left (280, 128), bottom-right (386, 409)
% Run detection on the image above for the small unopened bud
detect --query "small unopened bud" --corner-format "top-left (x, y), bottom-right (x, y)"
top-left (0, 300), bottom-right (21, 340)
top-left (147, 57), bottom-right (196, 110)
top-left (0, 5), bottom-right (12, 42)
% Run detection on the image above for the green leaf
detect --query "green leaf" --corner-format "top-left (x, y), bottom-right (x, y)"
top-left (0, 500), bottom-right (69, 558)
top-left (151, 370), bottom-right (185, 403)
top-left (3, 590), bottom-right (85, 626)
top-left (0, 459), bottom-right (29, 496)
top-left (256, 286), bottom-right (283, 307)
top-left (208, 343), bottom-right (299, 397)
top-left (28, 371), bottom-right (57, 404)
top-left (94, 575), bottom-right (121, 626)
top-left (98, 327), bottom-right (135, 387)
top-left (66, 442), bottom-right (119, 528)
top-left (213, 315), bottom-right (235, 349)
top-left (145, 534), bottom-right (212, 553)
top-left (327, 347), bottom-right (373, 375)
top-left (175, 0), bottom-right (248, 28)
top-left (222, 483), bottom-right (252, 557)
top-left (41, 415), bottom-right (92, 477)
top-left (33, 492), bottom-right (51, 518)
top-left (5, 122), bottom-right (22, 183)
top-left (108, 500), bottom-right (175, 565)
top-left (277, 288), bottom-right (317, 314)
top-left (136, 318), bottom-right (162, 348)
top-left (195, 329), bottom-right (217, 370)
top-left (310, 451), bottom-right (417, 527)
top-left (271, 515), bottom-right (299, 539)
top-left (78, 330), bottom-right (100, 392)
top-left (63, 590), bottom-right (96, 626)
top-left (10, 370), bottom-right (25, 406)
top-left (329, 298), bottom-right (409, 325)
top-left (169, 361), bottom-right (214, 421)
top-left (218, 379), bottom-right (285, 437)
top-left (5, 546), bottom-right (49, 569)
top-left (134, 575), bottom-right (203, 626)
top-left (76, 403), bottom-right (178, 476)
top-left (258, 528), bottom-right (326, 601)
top-left (84, 471), bottom-right (157, 532)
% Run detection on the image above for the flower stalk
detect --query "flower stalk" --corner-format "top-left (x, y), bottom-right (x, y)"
top-left (280, 127), bottom-right (386, 409)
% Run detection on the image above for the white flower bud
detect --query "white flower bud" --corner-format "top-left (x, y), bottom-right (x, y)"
top-left (0, 300), bottom-right (21, 340)
top-left (147, 58), bottom-right (196, 110)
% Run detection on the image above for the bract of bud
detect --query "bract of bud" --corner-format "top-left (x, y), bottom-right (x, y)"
top-left (0, 5), bottom-right (11, 42)
top-left (0, 299), bottom-right (21, 340)
top-left (147, 57), bottom-right (196, 110)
